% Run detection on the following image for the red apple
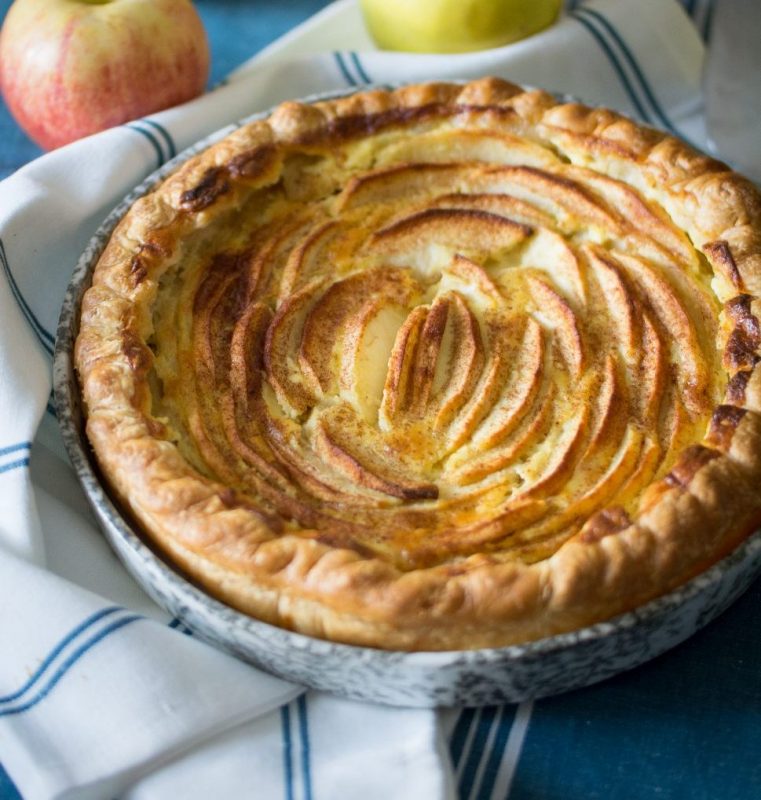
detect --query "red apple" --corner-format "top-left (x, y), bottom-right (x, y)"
top-left (0, 0), bottom-right (210, 150)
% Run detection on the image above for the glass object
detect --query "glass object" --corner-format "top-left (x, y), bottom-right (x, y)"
top-left (703, 0), bottom-right (761, 185)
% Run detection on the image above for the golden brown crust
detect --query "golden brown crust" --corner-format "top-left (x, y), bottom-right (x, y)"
top-left (76, 78), bottom-right (761, 650)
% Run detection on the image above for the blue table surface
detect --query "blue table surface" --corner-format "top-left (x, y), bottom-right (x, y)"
top-left (0, 2), bottom-right (759, 799)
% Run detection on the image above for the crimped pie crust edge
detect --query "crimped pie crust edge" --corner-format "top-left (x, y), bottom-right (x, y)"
top-left (75, 78), bottom-right (761, 650)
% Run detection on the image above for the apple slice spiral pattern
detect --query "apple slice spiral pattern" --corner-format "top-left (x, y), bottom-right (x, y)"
top-left (77, 79), bottom-right (761, 649)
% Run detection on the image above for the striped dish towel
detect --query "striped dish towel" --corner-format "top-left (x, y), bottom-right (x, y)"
top-left (2, 1), bottom-right (757, 798)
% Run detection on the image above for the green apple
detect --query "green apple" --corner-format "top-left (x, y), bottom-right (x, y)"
top-left (360, 0), bottom-right (562, 53)
top-left (0, 0), bottom-right (210, 150)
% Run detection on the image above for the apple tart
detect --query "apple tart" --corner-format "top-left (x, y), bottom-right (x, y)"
top-left (76, 79), bottom-right (761, 650)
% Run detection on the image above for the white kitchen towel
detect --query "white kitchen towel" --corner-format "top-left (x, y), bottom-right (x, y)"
top-left (0, 1), bottom-right (708, 798)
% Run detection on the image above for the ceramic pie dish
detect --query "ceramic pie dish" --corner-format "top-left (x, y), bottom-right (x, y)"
top-left (55, 80), bottom-right (761, 706)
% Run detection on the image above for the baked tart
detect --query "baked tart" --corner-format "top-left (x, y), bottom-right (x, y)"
top-left (76, 78), bottom-right (761, 650)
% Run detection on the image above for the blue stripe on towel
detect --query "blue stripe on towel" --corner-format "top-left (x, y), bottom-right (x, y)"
top-left (297, 694), bottom-right (313, 800)
top-left (0, 606), bottom-right (122, 705)
top-left (0, 458), bottom-right (30, 476)
top-left (0, 442), bottom-right (31, 458)
top-left (578, 8), bottom-right (680, 137)
top-left (0, 614), bottom-right (141, 717)
top-left (458, 706), bottom-right (498, 799)
top-left (0, 238), bottom-right (55, 356)
top-left (141, 119), bottom-right (177, 160)
top-left (450, 707), bottom-right (477, 768)
top-left (350, 52), bottom-right (372, 84)
top-left (124, 123), bottom-right (165, 169)
top-left (281, 704), bottom-right (294, 800)
top-left (475, 706), bottom-right (516, 800)
top-left (570, 11), bottom-right (652, 124)
top-left (333, 51), bottom-right (358, 87)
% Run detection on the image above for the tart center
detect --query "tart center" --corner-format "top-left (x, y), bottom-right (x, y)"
top-left (150, 129), bottom-right (722, 569)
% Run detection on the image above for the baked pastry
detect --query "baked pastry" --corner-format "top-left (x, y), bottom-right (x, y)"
top-left (76, 78), bottom-right (761, 650)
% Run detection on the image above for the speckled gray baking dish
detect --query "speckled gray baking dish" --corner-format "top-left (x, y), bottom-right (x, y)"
top-left (53, 89), bottom-right (761, 708)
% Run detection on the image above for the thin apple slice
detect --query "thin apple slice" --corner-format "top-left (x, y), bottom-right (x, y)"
top-left (444, 313), bottom-right (524, 453)
top-left (245, 212), bottom-right (327, 306)
top-left (254, 384), bottom-right (391, 507)
top-left (438, 255), bottom-right (504, 311)
top-left (517, 398), bottom-right (590, 498)
top-left (585, 246), bottom-right (639, 363)
top-left (579, 354), bottom-right (624, 459)
top-left (396, 498), bottom-right (550, 567)
top-left (430, 192), bottom-right (557, 230)
top-left (431, 292), bottom-right (486, 430)
top-left (263, 278), bottom-right (325, 416)
top-left (185, 266), bottom-right (241, 485)
top-left (660, 396), bottom-right (700, 460)
top-left (495, 359), bottom-right (621, 514)
top-left (192, 264), bottom-right (240, 382)
top-left (514, 228), bottom-right (586, 304)
top-left (299, 268), bottom-right (416, 398)
top-left (374, 129), bottom-right (561, 170)
top-left (484, 165), bottom-right (621, 237)
top-left (463, 317), bottom-right (544, 451)
top-left (614, 436), bottom-right (662, 506)
top-left (314, 404), bottom-right (438, 501)
top-left (506, 427), bottom-right (642, 548)
top-left (379, 306), bottom-right (428, 428)
top-left (337, 161), bottom-right (477, 211)
top-left (369, 208), bottom-right (531, 277)
top-left (196, 246), bottom-right (265, 311)
top-left (527, 276), bottom-right (584, 378)
top-left (408, 295), bottom-right (450, 414)
top-left (188, 259), bottom-right (251, 480)
top-left (447, 383), bottom-right (556, 486)
top-left (226, 301), bottom-right (292, 485)
top-left (339, 302), bottom-right (411, 423)
top-left (638, 311), bottom-right (667, 425)
top-left (452, 496), bottom-right (549, 546)
top-left (225, 302), bottom-right (355, 518)
top-left (567, 165), bottom-right (698, 268)
top-left (230, 302), bottom-right (271, 411)
top-left (184, 403), bottom-right (241, 486)
top-left (551, 359), bottom-right (629, 509)
top-left (278, 220), bottom-right (342, 300)
top-left (615, 252), bottom-right (710, 417)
